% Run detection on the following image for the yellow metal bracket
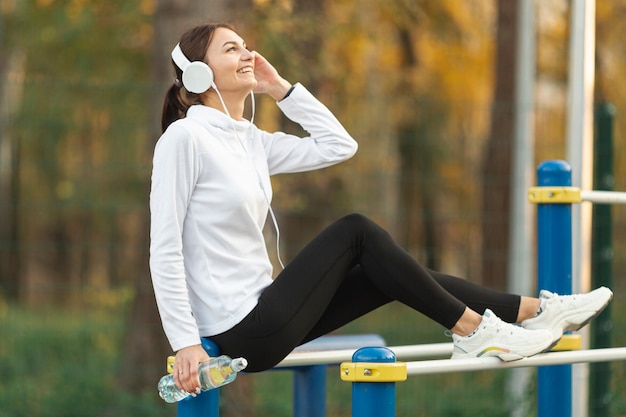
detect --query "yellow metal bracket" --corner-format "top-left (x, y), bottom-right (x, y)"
top-left (550, 334), bottom-right (582, 351)
top-left (528, 186), bottom-right (581, 204)
top-left (340, 361), bottom-right (407, 382)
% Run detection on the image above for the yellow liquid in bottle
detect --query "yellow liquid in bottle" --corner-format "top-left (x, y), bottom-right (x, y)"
top-left (208, 365), bottom-right (232, 386)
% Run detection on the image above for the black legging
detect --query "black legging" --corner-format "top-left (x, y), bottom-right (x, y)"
top-left (210, 213), bottom-right (520, 372)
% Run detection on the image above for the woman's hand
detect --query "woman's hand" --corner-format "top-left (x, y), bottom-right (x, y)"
top-left (252, 51), bottom-right (292, 101)
top-left (173, 344), bottom-right (211, 394)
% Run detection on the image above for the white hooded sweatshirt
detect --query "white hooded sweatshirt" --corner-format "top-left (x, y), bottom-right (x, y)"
top-left (149, 83), bottom-right (358, 351)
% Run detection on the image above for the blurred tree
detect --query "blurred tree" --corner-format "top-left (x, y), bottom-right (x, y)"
top-left (0, 1), bottom-right (25, 300)
top-left (595, 0), bottom-right (626, 104)
top-left (245, 0), bottom-right (357, 263)
top-left (481, 0), bottom-right (518, 289)
top-left (378, 0), bottom-right (494, 278)
top-left (595, 3), bottom-right (626, 248)
top-left (1, 0), bottom-right (153, 305)
top-left (534, 0), bottom-right (568, 166)
top-left (253, 0), bottom-right (494, 281)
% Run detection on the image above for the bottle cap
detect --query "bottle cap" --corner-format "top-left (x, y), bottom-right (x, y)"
top-left (231, 357), bottom-right (248, 372)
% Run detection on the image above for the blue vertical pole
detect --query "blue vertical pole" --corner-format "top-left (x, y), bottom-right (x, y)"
top-left (177, 338), bottom-right (221, 417)
top-left (351, 347), bottom-right (397, 417)
top-left (293, 365), bottom-right (326, 417)
top-left (536, 160), bottom-right (573, 417)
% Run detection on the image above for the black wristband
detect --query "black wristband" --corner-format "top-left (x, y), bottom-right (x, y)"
top-left (282, 84), bottom-right (296, 100)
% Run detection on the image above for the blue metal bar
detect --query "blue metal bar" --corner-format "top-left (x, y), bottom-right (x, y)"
top-left (536, 160), bottom-right (573, 417)
top-left (177, 338), bottom-right (221, 417)
top-left (293, 365), bottom-right (326, 417)
top-left (289, 334), bottom-right (385, 417)
top-left (350, 347), bottom-right (397, 417)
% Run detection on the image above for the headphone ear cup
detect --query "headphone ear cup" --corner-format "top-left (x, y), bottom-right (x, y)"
top-left (182, 61), bottom-right (214, 94)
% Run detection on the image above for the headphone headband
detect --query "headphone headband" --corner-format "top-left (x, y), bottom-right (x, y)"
top-left (170, 43), bottom-right (214, 94)
top-left (171, 44), bottom-right (190, 71)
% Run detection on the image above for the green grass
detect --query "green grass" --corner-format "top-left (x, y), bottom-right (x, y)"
top-left (0, 301), bottom-right (170, 417)
top-left (2, 291), bottom-right (626, 417)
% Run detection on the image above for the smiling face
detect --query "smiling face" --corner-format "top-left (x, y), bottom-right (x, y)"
top-left (205, 27), bottom-right (257, 94)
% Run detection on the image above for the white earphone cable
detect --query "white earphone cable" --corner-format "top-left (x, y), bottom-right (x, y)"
top-left (213, 85), bottom-right (285, 270)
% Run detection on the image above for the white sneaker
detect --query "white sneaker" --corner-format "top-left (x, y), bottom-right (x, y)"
top-left (451, 309), bottom-right (554, 362)
top-left (521, 286), bottom-right (613, 343)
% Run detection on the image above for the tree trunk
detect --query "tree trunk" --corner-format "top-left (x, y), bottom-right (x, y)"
top-left (392, 25), bottom-right (443, 270)
top-left (0, 50), bottom-right (25, 300)
top-left (481, 0), bottom-right (518, 289)
top-left (275, 0), bottom-right (343, 263)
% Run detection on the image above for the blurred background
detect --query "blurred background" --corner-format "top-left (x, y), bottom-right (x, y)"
top-left (1, 0), bottom-right (625, 416)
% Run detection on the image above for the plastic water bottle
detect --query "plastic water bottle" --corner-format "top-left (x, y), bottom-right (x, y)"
top-left (158, 355), bottom-right (248, 403)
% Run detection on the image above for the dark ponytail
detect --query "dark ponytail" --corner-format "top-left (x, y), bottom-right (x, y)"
top-left (161, 83), bottom-right (188, 133)
top-left (160, 22), bottom-right (236, 133)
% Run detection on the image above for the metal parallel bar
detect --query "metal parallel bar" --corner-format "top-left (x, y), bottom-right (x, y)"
top-left (581, 190), bottom-right (626, 205)
top-left (404, 348), bottom-right (626, 376)
top-left (280, 345), bottom-right (626, 376)
top-left (389, 343), bottom-right (453, 360)
top-left (275, 343), bottom-right (453, 368)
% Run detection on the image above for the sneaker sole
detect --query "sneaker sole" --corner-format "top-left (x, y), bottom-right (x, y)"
top-left (499, 338), bottom-right (555, 362)
top-left (453, 337), bottom-right (555, 362)
top-left (542, 338), bottom-right (562, 354)
top-left (550, 290), bottom-right (613, 341)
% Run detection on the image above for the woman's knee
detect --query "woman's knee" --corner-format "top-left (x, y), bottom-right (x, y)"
top-left (336, 212), bottom-right (374, 230)
top-left (338, 213), bottom-right (391, 239)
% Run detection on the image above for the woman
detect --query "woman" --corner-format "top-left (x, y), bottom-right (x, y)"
top-left (150, 23), bottom-right (613, 395)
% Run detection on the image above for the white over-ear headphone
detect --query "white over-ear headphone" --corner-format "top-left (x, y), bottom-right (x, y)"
top-left (171, 43), bottom-right (214, 94)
